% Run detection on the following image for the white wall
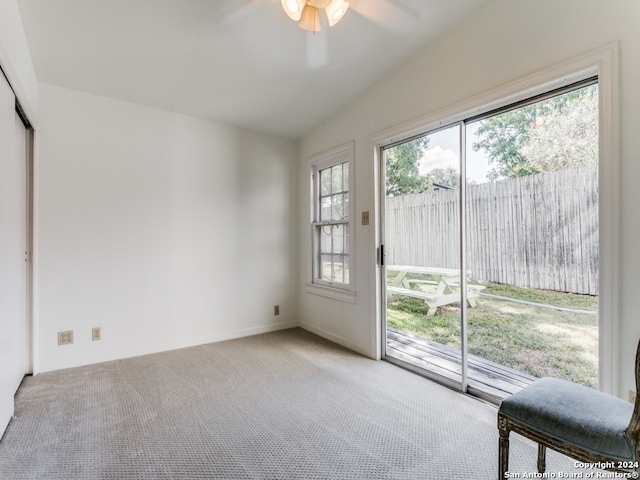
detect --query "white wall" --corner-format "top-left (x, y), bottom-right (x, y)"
top-left (36, 83), bottom-right (298, 373)
top-left (0, 0), bottom-right (300, 377)
top-left (298, 0), bottom-right (640, 398)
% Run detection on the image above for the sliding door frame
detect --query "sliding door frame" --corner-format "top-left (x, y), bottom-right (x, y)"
top-left (373, 43), bottom-right (619, 396)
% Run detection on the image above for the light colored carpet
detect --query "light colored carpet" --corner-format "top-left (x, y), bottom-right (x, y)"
top-left (0, 328), bottom-right (579, 479)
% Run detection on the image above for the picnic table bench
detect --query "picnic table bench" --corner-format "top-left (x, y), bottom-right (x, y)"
top-left (386, 265), bottom-right (486, 316)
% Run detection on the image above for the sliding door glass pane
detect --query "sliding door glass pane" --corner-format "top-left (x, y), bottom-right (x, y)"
top-left (465, 84), bottom-right (599, 391)
top-left (385, 125), bottom-right (463, 381)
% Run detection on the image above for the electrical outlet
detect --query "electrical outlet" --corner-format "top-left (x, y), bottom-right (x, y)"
top-left (58, 330), bottom-right (73, 346)
top-left (630, 390), bottom-right (637, 404)
top-left (274, 305), bottom-right (280, 316)
top-left (92, 327), bottom-right (101, 341)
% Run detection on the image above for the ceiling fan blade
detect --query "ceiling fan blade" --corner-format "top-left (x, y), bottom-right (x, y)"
top-left (306, 31), bottom-right (329, 68)
top-left (351, 0), bottom-right (420, 34)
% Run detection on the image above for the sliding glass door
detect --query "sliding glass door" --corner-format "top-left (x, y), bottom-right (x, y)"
top-left (382, 80), bottom-right (600, 401)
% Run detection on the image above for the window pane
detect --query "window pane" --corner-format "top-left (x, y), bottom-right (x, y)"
top-left (320, 169), bottom-right (331, 196)
top-left (343, 162), bottom-right (349, 192)
top-left (331, 194), bottom-right (344, 220)
top-left (331, 164), bottom-right (343, 193)
top-left (320, 227), bottom-right (331, 252)
top-left (320, 224), bottom-right (344, 254)
top-left (316, 223), bottom-right (349, 284)
top-left (319, 225), bottom-right (331, 255)
top-left (334, 225), bottom-right (344, 254)
top-left (332, 255), bottom-right (345, 283)
top-left (344, 192), bottom-right (349, 219)
top-left (344, 224), bottom-right (350, 254)
top-left (320, 254), bottom-right (332, 281)
top-left (321, 197), bottom-right (332, 221)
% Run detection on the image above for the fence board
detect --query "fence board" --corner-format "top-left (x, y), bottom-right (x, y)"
top-left (385, 167), bottom-right (598, 295)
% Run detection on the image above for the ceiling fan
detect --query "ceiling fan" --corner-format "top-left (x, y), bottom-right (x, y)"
top-left (218, 0), bottom-right (420, 67)
top-left (280, 0), bottom-right (350, 32)
top-left (280, 0), bottom-right (420, 33)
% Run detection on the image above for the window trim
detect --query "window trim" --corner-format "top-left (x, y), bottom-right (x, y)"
top-left (307, 141), bottom-right (356, 302)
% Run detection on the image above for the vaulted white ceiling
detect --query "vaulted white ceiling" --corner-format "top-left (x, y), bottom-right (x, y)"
top-left (18, 0), bottom-right (487, 138)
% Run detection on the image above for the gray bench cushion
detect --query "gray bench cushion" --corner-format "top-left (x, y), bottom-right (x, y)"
top-left (499, 377), bottom-right (635, 461)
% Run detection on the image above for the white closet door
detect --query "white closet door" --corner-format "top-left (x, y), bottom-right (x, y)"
top-left (0, 73), bottom-right (27, 437)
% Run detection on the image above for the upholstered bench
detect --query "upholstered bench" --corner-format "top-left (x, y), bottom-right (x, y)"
top-left (498, 342), bottom-right (640, 479)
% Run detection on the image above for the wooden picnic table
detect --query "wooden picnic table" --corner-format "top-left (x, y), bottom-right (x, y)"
top-left (386, 265), bottom-right (485, 316)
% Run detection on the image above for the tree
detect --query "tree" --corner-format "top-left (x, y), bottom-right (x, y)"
top-left (425, 166), bottom-right (460, 188)
top-left (385, 136), bottom-right (430, 196)
top-left (472, 85), bottom-right (598, 180)
top-left (524, 86), bottom-right (598, 172)
top-left (472, 106), bottom-right (539, 180)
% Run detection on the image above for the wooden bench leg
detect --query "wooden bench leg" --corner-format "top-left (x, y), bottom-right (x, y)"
top-left (499, 426), bottom-right (510, 479)
top-left (537, 444), bottom-right (546, 473)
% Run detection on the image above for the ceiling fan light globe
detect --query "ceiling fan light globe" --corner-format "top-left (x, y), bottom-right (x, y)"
top-left (299, 5), bottom-right (321, 32)
top-left (325, 0), bottom-right (349, 27)
top-left (281, 0), bottom-right (305, 21)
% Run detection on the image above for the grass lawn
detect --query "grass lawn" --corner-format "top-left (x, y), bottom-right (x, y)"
top-left (387, 282), bottom-right (598, 388)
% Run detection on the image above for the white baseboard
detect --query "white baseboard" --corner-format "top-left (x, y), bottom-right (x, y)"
top-left (36, 321), bottom-right (299, 374)
top-left (299, 322), bottom-right (374, 359)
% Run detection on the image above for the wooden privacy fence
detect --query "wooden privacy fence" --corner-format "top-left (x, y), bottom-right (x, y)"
top-left (385, 167), bottom-right (599, 295)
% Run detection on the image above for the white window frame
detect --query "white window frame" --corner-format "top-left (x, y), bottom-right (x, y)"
top-left (307, 141), bottom-right (356, 302)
